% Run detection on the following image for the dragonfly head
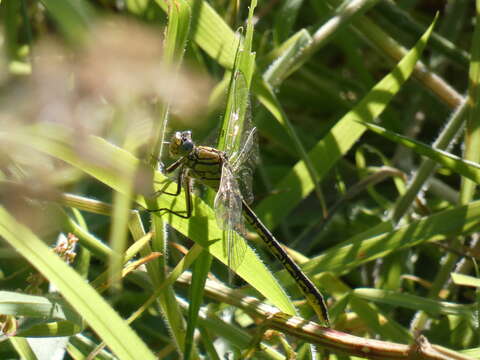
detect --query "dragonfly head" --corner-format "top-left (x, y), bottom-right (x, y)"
top-left (170, 131), bottom-right (195, 157)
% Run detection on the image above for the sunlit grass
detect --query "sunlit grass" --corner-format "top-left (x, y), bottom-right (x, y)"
top-left (0, 1), bottom-right (479, 359)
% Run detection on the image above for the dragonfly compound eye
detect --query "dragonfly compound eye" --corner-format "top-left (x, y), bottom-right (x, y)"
top-left (179, 131), bottom-right (194, 153)
top-left (181, 141), bottom-right (194, 153)
top-left (170, 131), bottom-right (194, 157)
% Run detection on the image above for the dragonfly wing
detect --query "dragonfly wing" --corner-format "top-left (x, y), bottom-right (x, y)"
top-left (214, 163), bottom-right (247, 273)
top-left (230, 127), bottom-right (257, 169)
top-left (230, 127), bottom-right (258, 204)
top-left (222, 68), bottom-right (250, 158)
top-left (214, 164), bottom-right (243, 232)
top-left (236, 167), bottom-right (254, 204)
top-left (224, 227), bottom-right (247, 280)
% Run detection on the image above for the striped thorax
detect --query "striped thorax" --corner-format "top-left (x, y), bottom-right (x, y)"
top-left (169, 131), bottom-right (225, 190)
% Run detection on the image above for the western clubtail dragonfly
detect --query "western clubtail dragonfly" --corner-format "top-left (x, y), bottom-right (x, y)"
top-left (148, 129), bottom-right (330, 325)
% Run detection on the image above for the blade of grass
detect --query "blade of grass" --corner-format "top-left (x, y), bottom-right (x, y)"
top-left (451, 273), bottom-right (480, 288)
top-left (9, 337), bottom-right (37, 360)
top-left (375, 0), bottom-right (469, 68)
top-left (180, 299), bottom-right (285, 359)
top-left (254, 79), bottom-right (329, 217)
top-left (0, 207), bottom-right (156, 360)
top-left (2, 0), bottom-right (22, 61)
top-left (148, 0), bottom-right (191, 163)
top-left (273, 0), bottom-right (304, 45)
top-left (55, 206), bottom-right (112, 261)
top-left (71, 208), bottom-right (91, 279)
top-left (184, 249), bottom-right (212, 360)
top-left (460, 0), bottom-right (480, 204)
top-left (38, 0), bottom-right (92, 43)
top-left (262, 30), bottom-right (311, 88)
top-left (154, 0), bottom-right (237, 69)
top-left (351, 12), bottom-right (462, 109)
top-left (68, 334), bottom-right (116, 360)
top-left (266, 0), bottom-right (382, 84)
top-left (255, 16), bottom-right (437, 229)
top-left (0, 291), bottom-right (84, 337)
top-left (319, 273), bottom-right (411, 343)
top-left (108, 164), bottom-right (135, 291)
top-left (144, 0), bottom-right (193, 353)
top-left (390, 99), bottom-right (468, 224)
top-left (301, 199), bottom-right (480, 276)
top-left (86, 243), bottom-right (204, 360)
top-left (353, 288), bottom-right (474, 318)
top-left (359, 121), bottom-right (480, 184)
top-left (410, 0), bottom-right (480, 337)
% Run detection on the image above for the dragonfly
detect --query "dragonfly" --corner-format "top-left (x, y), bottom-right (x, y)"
top-left (148, 129), bottom-right (330, 326)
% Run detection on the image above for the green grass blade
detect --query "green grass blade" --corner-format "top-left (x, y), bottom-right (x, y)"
top-left (184, 249), bottom-right (211, 360)
top-left (39, 0), bottom-right (93, 43)
top-left (354, 288), bottom-right (474, 317)
top-left (254, 78), bottom-right (329, 217)
top-left (348, 297), bottom-right (411, 343)
top-left (108, 178), bottom-right (134, 290)
top-left (263, 30), bottom-right (311, 87)
top-left (9, 337), bottom-right (37, 360)
top-left (360, 121), bottom-right (480, 184)
top-left (352, 13), bottom-right (462, 109)
top-left (303, 199), bottom-right (480, 275)
top-left (375, 0), bottom-right (469, 68)
top-left (451, 273), bottom-right (480, 288)
top-left (320, 272), bottom-right (411, 342)
top-left (145, 0), bottom-right (193, 353)
top-left (2, 0), bottom-right (22, 61)
top-left (273, 0), bottom-right (304, 45)
top-left (149, 0), bottom-right (191, 162)
top-left (17, 321), bottom-right (83, 337)
top-left (57, 207), bottom-right (113, 261)
top-left (194, 305), bottom-right (284, 359)
top-left (267, 0), bottom-right (381, 83)
top-left (0, 207), bottom-right (156, 360)
top-left (71, 208), bottom-right (91, 279)
top-left (154, 0), bottom-right (237, 69)
top-left (0, 291), bottom-right (83, 325)
top-left (68, 335), bottom-right (116, 360)
top-left (255, 15), bottom-right (437, 229)
top-left (461, 1), bottom-right (480, 203)
top-left (390, 99), bottom-right (468, 224)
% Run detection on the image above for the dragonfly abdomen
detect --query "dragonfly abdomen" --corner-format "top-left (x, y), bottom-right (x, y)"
top-left (241, 200), bottom-right (330, 325)
top-left (186, 146), bottom-right (224, 189)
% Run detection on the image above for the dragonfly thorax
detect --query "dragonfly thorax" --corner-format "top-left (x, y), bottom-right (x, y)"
top-left (170, 131), bottom-right (195, 157)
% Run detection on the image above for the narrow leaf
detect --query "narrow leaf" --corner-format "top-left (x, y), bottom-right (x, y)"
top-left (0, 207), bottom-right (156, 360)
top-left (255, 15), bottom-right (438, 229)
top-left (360, 120), bottom-right (480, 184)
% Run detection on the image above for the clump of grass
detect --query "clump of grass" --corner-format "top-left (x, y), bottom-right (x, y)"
top-left (0, 1), bottom-right (479, 359)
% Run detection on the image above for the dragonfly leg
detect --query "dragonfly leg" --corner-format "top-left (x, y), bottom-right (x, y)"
top-left (147, 167), bottom-right (192, 219)
top-left (151, 169), bottom-right (183, 198)
top-left (150, 157), bottom-right (186, 197)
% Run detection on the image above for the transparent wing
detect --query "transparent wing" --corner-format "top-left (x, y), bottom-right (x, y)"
top-left (230, 127), bottom-right (258, 204)
top-left (235, 167), bottom-right (255, 204)
top-left (218, 43), bottom-right (257, 205)
top-left (223, 69), bottom-right (250, 158)
top-left (224, 228), bottom-right (247, 281)
top-left (214, 164), bottom-right (243, 232)
top-left (230, 127), bottom-right (257, 170)
top-left (214, 163), bottom-right (247, 273)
